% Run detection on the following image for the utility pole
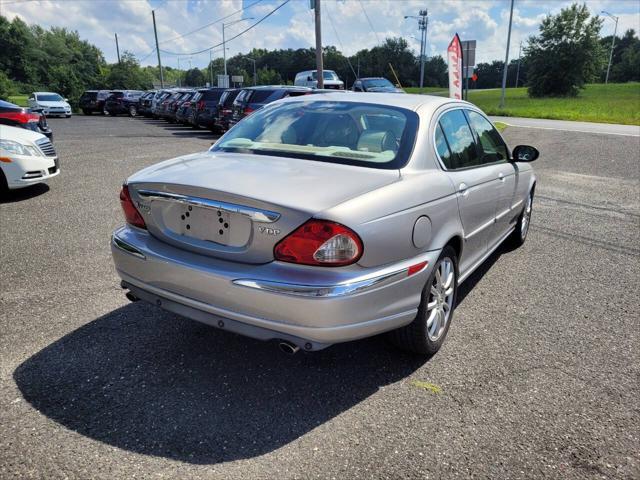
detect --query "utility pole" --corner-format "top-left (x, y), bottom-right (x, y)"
top-left (209, 49), bottom-right (213, 87)
top-left (602, 11), bottom-right (619, 84)
top-left (246, 57), bottom-right (257, 85)
top-left (177, 56), bottom-right (181, 87)
top-left (405, 10), bottom-right (428, 92)
top-left (222, 18), bottom-right (253, 84)
top-left (499, 0), bottom-right (514, 109)
top-left (152, 10), bottom-right (164, 88)
top-left (115, 33), bottom-right (121, 63)
top-left (514, 41), bottom-right (522, 88)
top-left (314, 0), bottom-right (324, 88)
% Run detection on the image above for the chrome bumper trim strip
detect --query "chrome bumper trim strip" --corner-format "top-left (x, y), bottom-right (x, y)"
top-left (112, 234), bottom-right (146, 259)
top-left (233, 266), bottom-right (421, 298)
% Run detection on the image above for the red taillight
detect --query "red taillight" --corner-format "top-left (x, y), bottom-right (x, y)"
top-left (197, 100), bottom-right (205, 110)
top-left (274, 220), bottom-right (363, 266)
top-left (1, 111), bottom-right (39, 124)
top-left (119, 185), bottom-right (146, 229)
top-left (244, 106), bottom-right (254, 115)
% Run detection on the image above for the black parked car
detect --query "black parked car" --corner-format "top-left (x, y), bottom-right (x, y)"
top-left (104, 90), bottom-right (145, 116)
top-left (138, 91), bottom-right (156, 116)
top-left (213, 88), bottom-right (241, 132)
top-left (189, 88), bottom-right (227, 131)
top-left (0, 99), bottom-right (53, 140)
top-left (352, 77), bottom-right (404, 93)
top-left (229, 86), bottom-right (311, 128)
top-left (79, 90), bottom-right (113, 115)
top-left (174, 90), bottom-right (197, 124)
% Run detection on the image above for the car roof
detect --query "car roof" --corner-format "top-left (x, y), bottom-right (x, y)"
top-left (0, 99), bottom-right (21, 108)
top-left (276, 91), bottom-right (459, 112)
top-left (359, 77), bottom-right (387, 81)
top-left (33, 92), bottom-right (60, 95)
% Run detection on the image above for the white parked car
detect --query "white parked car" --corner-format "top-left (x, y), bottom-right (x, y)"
top-left (0, 124), bottom-right (60, 194)
top-left (28, 92), bottom-right (72, 117)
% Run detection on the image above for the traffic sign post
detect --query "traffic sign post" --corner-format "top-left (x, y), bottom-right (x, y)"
top-left (461, 40), bottom-right (476, 100)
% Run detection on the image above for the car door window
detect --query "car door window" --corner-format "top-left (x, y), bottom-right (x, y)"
top-left (466, 110), bottom-right (508, 164)
top-left (437, 109), bottom-right (480, 169)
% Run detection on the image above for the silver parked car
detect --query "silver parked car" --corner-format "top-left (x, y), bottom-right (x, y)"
top-left (111, 93), bottom-right (538, 355)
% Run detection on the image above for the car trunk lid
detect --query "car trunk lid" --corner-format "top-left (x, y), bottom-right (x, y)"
top-left (127, 151), bottom-right (399, 264)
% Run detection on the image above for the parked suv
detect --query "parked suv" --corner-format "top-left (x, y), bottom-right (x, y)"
top-left (105, 90), bottom-right (145, 117)
top-left (79, 90), bottom-right (112, 115)
top-left (137, 91), bottom-right (156, 116)
top-left (229, 86), bottom-right (311, 127)
top-left (213, 88), bottom-right (241, 132)
top-left (0, 100), bottom-right (53, 140)
top-left (294, 70), bottom-right (344, 89)
top-left (190, 88), bottom-right (227, 131)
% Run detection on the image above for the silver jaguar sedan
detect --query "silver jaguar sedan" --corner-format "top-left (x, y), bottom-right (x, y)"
top-left (111, 93), bottom-right (538, 356)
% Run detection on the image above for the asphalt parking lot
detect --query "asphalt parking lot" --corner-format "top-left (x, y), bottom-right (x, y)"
top-left (1, 114), bottom-right (638, 479)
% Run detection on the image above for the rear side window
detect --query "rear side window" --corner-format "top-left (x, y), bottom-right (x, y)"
top-left (202, 90), bottom-right (224, 101)
top-left (223, 90), bottom-right (240, 106)
top-left (466, 110), bottom-right (508, 164)
top-left (249, 90), bottom-right (276, 103)
top-left (437, 110), bottom-right (480, 169)
top-left (81, 92), bottom-right (97, 100)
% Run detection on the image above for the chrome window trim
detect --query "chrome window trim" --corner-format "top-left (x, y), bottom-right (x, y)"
top-left (431, 105), bottom-right (510, 172)
top-left (136, 189), bottom-right (281, 223)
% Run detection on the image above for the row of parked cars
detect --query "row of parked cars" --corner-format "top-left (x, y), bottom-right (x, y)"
top-left (80, 73), bottom-right (404, 134)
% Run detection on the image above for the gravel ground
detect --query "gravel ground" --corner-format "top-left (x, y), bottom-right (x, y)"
top-left (1, 115), bottom-right (638, 479)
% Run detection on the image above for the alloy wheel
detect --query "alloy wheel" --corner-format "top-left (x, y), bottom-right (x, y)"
top-left (521, 194), bottom-right (532, 240)
top-left (426, 257), bottom-right (455, 341)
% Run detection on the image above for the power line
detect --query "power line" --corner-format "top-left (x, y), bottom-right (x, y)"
top-left (159, 0), bottom-right (291, 57)
top-left (325, 2), bottom-right (358, 80)
top-left (357, 0), bottom-right (381, 45)
top-left (157, 0), bottom-right (264, 45)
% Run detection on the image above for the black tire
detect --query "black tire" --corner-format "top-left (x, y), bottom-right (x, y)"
top-left (108, 110), bottom-right (116, 116)
top-left (65, 114), bottom-right (72, 118)
top-left (389, 246), bottom-right (458, 356)
top-left (507, 190), bottom-right (534, 248)
top-left (82, 109), bottom-right (91, 115)
top-left (129, 105), bottom-right (137, 117)
top-left (0, 169), bottom-right (9, 198)
top-left (101, 108), bottom-right (106, 115)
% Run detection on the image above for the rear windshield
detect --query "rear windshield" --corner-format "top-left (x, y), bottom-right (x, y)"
top-left (222, 90), bottom-right (240, 106)
top-left (202, 90), bottom-right (225, 101)
top-left (248, 90), bottom-right (276, 103)
top-left (212, 100), bottom-right (418, 170)
top-left (110, 92), bottom-right (124, 99)
top-left (81, 92), bottom-right (98, 100)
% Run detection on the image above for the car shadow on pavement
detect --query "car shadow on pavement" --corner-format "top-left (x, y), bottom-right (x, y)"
top-left (0, 183), bottom-right (49, 203)
top-left (13, 302), bottom-right (425, 464)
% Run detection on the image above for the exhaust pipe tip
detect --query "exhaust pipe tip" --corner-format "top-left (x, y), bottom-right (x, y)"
top-left (125, 291), bottom-right (139, 302)
top-left (278, 341), bottom-right (300, 355)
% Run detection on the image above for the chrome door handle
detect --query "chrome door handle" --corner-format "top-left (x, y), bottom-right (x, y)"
top-left (458, 183), bottom-right (469, 197)
top-left (498, 173), bottom-right (505, 182)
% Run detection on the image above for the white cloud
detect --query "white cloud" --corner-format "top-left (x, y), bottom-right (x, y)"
top-left (0, 0), bottom-right (637, 70)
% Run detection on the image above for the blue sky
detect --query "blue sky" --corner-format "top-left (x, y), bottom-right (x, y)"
top-left (2, 0), bottom-right (639, 69)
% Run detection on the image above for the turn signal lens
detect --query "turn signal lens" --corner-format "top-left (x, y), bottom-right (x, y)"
top-left (119, 185), bottom-right (147, 229)
top-left (274, 220), bottom-right (363, 266)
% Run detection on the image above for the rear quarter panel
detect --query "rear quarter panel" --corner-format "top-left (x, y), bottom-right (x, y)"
top-left (319, 172), bottom-right (460, 268)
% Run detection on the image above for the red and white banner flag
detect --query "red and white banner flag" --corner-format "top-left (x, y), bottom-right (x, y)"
top-left (447, 34), bottom-right (463, 100)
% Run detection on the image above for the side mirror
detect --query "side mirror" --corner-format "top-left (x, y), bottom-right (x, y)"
top-left (512, 145), bottom-right (539, 162)
top-left (64, 98), bottom-right (69, 102)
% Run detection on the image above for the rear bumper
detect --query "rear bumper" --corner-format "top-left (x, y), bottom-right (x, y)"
top-left (111, 226), bottom-right (437, 349)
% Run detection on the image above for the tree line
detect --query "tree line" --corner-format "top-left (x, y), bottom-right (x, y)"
top-left (1, 4), bottom-right (638, 105)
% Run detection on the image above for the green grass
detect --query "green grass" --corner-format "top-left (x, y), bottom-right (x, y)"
top-left (404, 86), bottom-right (448, 95)
top-left (409, 83), bottom-right (639, 125)
top-left (7, 94), bottom-right (29, 107)
top-left (494, 121), bottom-right (508, 132)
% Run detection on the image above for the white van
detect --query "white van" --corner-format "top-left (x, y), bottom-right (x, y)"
top-left (294, 70), bottom-right (344, 90)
